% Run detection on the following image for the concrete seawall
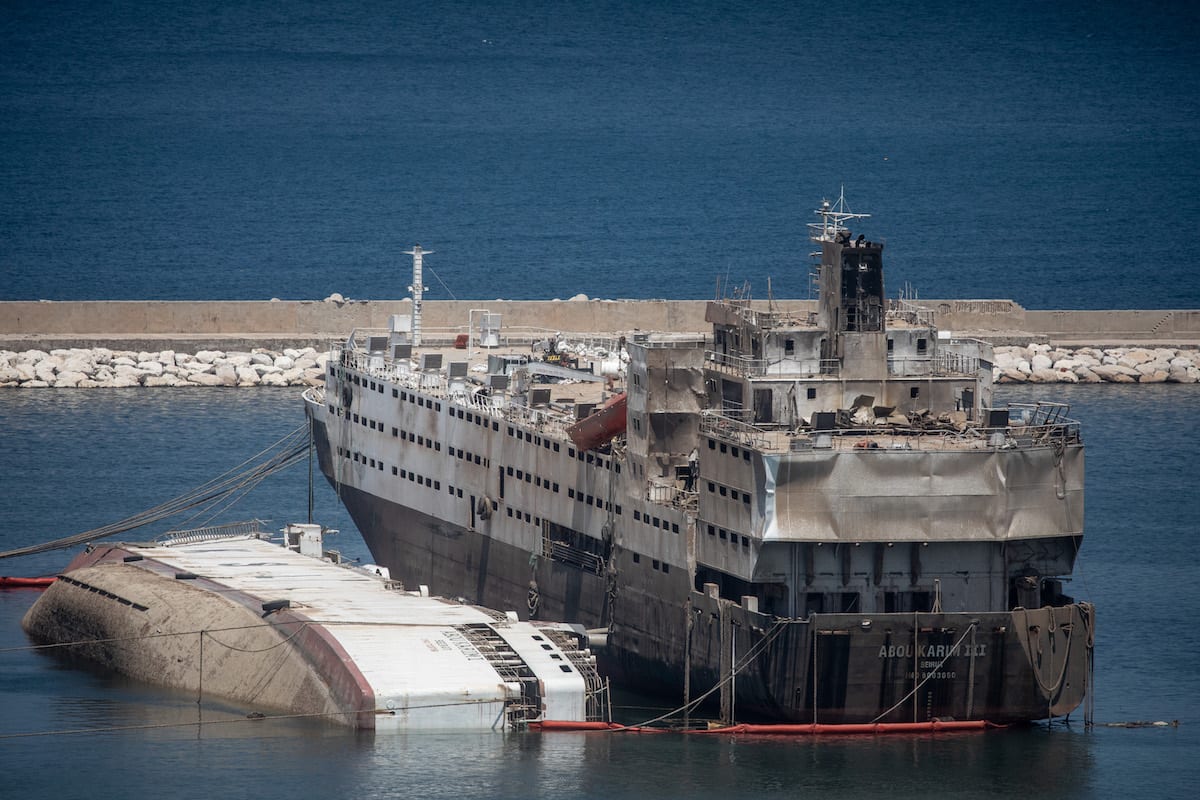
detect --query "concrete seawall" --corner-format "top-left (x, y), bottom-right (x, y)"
top-left (3, 299), bottom-right (1199, 352)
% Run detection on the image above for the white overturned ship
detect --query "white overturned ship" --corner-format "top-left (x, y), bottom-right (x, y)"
top-left (304, 196), bottom-right (1094, 724)
top-left (22, 522), bottom-right (606, 731)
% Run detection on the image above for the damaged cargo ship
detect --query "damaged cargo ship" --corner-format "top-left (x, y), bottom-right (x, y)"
top-left (304, 195), bottom-right (1094, 724)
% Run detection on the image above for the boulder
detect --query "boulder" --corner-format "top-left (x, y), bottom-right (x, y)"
top-left (54, 370), bottom-right (88, 388)
top-left (214, 364), bottom-right (239, 386)
top-left (1031, 354), bottom-right (1053, 371)
top-left (188, 373), bottom-right (225, 387)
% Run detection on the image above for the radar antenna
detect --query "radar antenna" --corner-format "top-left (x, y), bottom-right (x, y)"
top-left (808, 186), bottom-right (870, 243)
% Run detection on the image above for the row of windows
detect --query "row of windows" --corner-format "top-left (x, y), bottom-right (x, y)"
top-left (450, 404), bottom-right (498, 431)
top-left (449, 445), bottom-right (489, 467)
top-left (632, 509), bottom-right (680, 534)
top-left (706, 523), bottom-right (751, 549)
top-left (706, 481), bottom-right (753, 506)
top-left (629, 551), bottom-right (671, 573)
top-left (707, 437), bottom-right (753, 462)
top-left (395, 387), bottom-right (443, 413)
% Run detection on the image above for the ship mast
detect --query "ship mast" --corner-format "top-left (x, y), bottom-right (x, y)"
top-left (808, 186), bottom-right (870, 243)
top-left (404, 245), bottom-right (433, 347)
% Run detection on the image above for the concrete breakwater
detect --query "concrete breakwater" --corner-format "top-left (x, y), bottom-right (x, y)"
top-left (993, 344), bottom-right (1200, 384)
top-left (4, 341), bottom-right (1198, 389)
top-left (0, 346), bottom-right (328, 388)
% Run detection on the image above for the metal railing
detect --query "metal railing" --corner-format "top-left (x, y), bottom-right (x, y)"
top-left (700, 407), bottom-right (1081, 455)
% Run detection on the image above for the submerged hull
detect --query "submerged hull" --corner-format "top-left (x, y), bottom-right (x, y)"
top-left (315, 415), bottom-right (1092, 725)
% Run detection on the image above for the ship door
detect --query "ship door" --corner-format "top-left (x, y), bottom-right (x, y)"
top-left (470, 494), bottom-right (477, 530)
top-left (753, 388), bottom-right (773, 424)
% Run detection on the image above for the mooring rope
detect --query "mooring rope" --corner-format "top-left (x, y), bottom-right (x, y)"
top-left (0, 424), bottom-right (310, 561)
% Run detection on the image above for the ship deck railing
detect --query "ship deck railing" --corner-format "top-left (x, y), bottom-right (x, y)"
top-left (705, 350), bottom-right (979, 378)
top-left (700, 406), bottom-right (1081, 455)
top-left (336, 327), bottom-right (627, 354)
top-left (334, 344), bottom-right (589, 441)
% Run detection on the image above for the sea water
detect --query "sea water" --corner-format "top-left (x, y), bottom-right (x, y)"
top-left (2, 0), bottom-right (1198, 308)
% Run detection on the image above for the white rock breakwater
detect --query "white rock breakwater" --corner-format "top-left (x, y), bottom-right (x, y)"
top-left (0, 347), bottom-right (329, 388)
top-left (993, 345), bottom-right (1200, 384)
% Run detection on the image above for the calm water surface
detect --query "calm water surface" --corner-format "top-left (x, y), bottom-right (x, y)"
top-left (0, 386), bottom-right (1196, 797)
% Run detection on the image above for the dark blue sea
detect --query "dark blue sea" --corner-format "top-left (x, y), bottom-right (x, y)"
top-left (2, 1), bottom-right (1199, 797)
top-left (2, 0), bottom-right (1199, 308)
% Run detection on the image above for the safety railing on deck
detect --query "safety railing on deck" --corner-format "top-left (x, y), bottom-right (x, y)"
top-left (700, 404), bottom-right (1081, 455)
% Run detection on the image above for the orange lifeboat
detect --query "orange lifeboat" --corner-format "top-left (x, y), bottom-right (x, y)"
top-left (566, 392), bottom-right (627, 451)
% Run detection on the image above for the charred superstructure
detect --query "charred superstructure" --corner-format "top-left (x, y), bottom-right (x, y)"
top-left (304, 195), bottom-right (1094, 724)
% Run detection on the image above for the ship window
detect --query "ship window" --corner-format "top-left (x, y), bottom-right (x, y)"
top-left (633, 553), bottom-right (640, 564)
top-left (807, 387), bottom-right (816, 400)
top-left (507, 508), bottom-right (513, 517)
top-left (730, 490), bottom-right (738, 501)
top-left (457, 488), bottom-right (463, 498)
top-left (615, 504), bottom-right (622, 515)
top-left (507, 426), bottom-right (514, 436)
top-left (392, 427), bottom-right (398, 437)
top-left (719, 529), bottom-right (727, 540)
top-left (743, 494), bottom-right (751, 505)
top-left (653, 559), bottom-right (660, 570)
top-left (353, 413), bottom-right (359, 423)
top-left (887, 338), bottom-right (894, 352)
top-left (492, 421), bottom-right (499, 431)
top-left (730, 536), bottom-right (737, 548)
top-left (524, 512), bottom-right (531, 522)
top-left (434, 480), bottom-right (441, 490)
top-left (586, 453), bottom-right (594, 464)
top-left (457, 409), bottom-right (464, 418)
top-left (392, 466), bottom-right (398, 475)
top-left (409, 432), bottom-right (415, 442)
top-left (707, 525), bottom-right (715, 536)
top-left (435, 443), bottom-right (441, 452)
top-left (743, 450), bottom-right (751, 462)
top-left (543, 439), bottom-right (549, 449)
top-left (634, 510), bottom-right (641, 521)
top-left (707, 482), bottom-right (715, 493)
top-left (401, 391), bottom-right (407, 400)
top-left (474, 455), bottom-right (481, 465)
top-left (525, 431), bottom-right (532, 442)
top-left (719, 443), bottom-right (727, 454)
top-left (662, 563), bottom-right (670, 574)
top-left (569, 447), bottom-right (576, 457)
top-left (379, 462), bottom-right (383, 471)
top-left (553, 443), bottom-right (560, 452)
top-left (785, 338), bottom-right (795, 354)
top-left (525, 473), bottom-right (532, 484)
top-left (392, 388), bottom-right (397, 397)
top-left (587, 494), bottom-right (594, 505)
top-left (552, 483), bottom-right (559, 493)
top-left (910, 387), bottom-right (920, 398)
top-left (742, 536), bottom-right (749, 547)
top-left (731, 446), bottom-right (739, 458)
top-left (417, 435), bottom-right (424, 445)
top-left (369, 458), bottom-right (375, 467)
top-left (569, 488), bottom-right (576, 498)
top-left (719, 486), bottom-right (727, 497)
top-left (401, 469), bottom-right (407, 478)
top-left (672, 523), bottom-right (679, 534)
top-left (708, 439), bottom-right (716, 450)
top-left (536, 476), bottom-right (542, 487)
top-left (448, 484), bottom-right (454, 495)
top-left (516, 469), bottom-right (523, 479)
top-left (507, 466), bottom-right (514, 476)
top-left (917, 338), bottom-right (928, 354)
top-left (435, 402), bottom-right (441, 411)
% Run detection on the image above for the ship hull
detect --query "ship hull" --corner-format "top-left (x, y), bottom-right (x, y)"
top-left (311, 414), bottom-right (1093, 725)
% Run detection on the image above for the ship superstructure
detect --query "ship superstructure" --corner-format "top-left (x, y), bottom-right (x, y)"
top-left (304, 195), bottom-right (1093, 724)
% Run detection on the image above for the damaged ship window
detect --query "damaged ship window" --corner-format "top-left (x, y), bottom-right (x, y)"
top-left (910, 387), bottom-right (920, 398)
top-left (807, 387), bottom-right (816, 400)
